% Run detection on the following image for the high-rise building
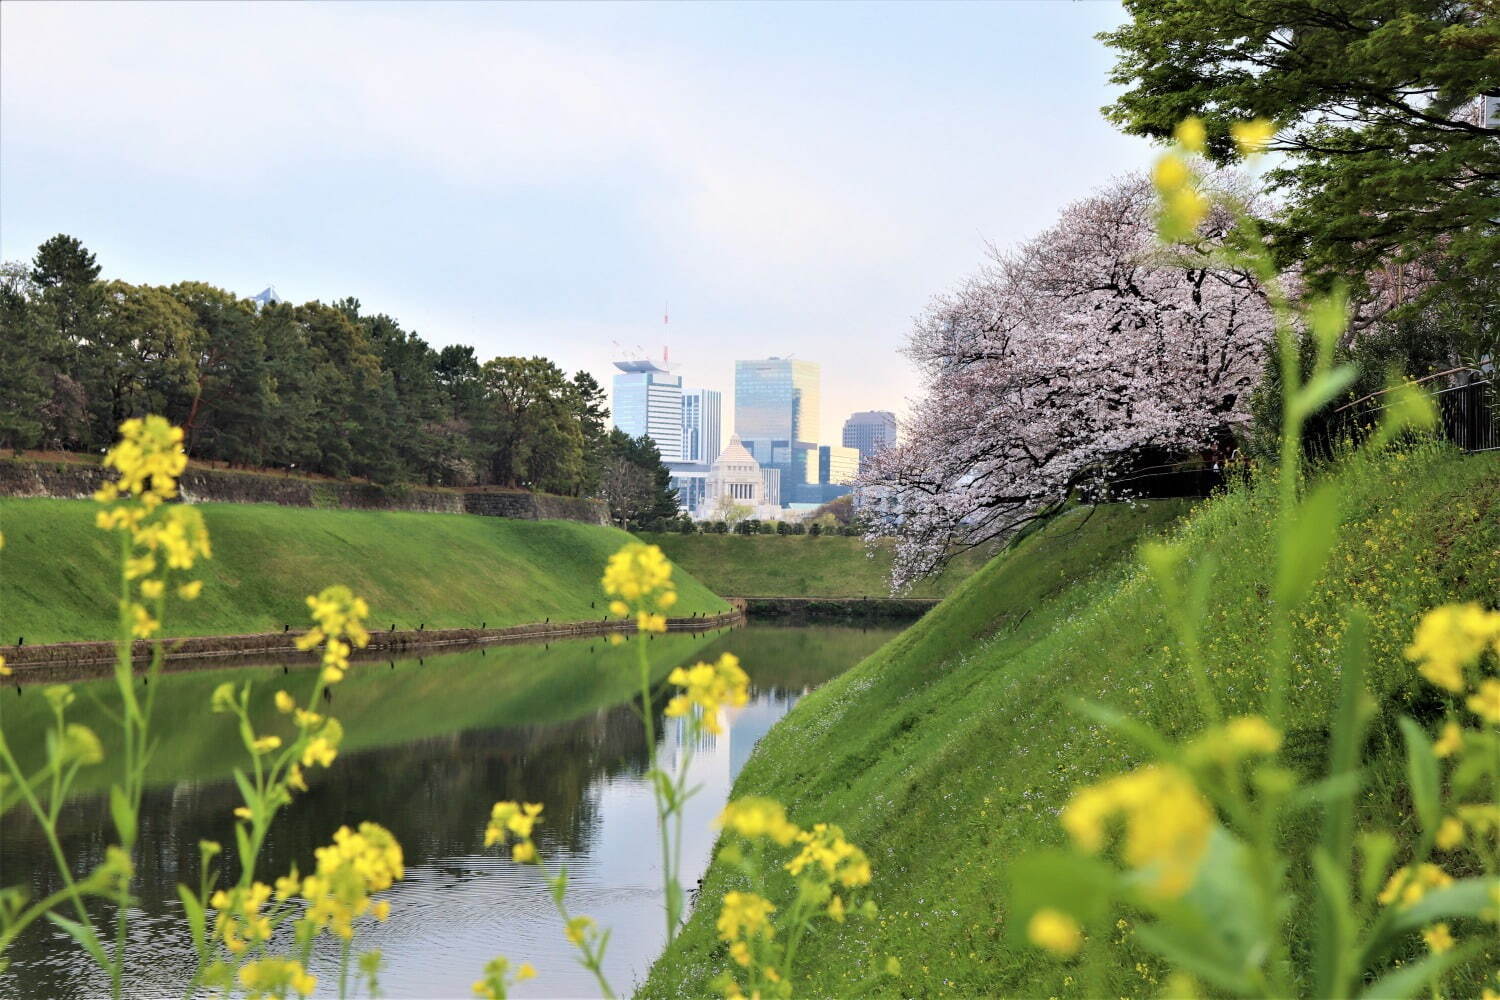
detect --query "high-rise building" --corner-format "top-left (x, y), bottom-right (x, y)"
top-left (735, 358), bottom-right (821, 446)
top-left (612, 359), bottom-right (683, 462)
top-left (819, 444), bottom-right (860, 486)
top-left (842, 410), bottom-right (898, 471)
top-left (681, 388), bottom-right (722, 465)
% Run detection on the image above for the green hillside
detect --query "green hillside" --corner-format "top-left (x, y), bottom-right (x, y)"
top-left (0, 500), bottom-right (727, 644)
top-left (630, 532), bottom-right (997, 598)
top-left (642, 445), bottom-right (1500, 998)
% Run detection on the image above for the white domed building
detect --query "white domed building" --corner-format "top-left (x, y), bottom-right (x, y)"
top-left (695, 435), bottom-right (781, 521)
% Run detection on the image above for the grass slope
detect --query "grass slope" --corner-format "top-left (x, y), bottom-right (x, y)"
top-left (631, 533), bottom-right (994, 598)
top-left (0, 500), bottom-right (727, 644)
top-left (643, 446), bottom-right (1500, 999)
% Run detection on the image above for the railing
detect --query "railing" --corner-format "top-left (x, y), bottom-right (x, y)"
top-left (1332, 369), bottom-right (1498, 455)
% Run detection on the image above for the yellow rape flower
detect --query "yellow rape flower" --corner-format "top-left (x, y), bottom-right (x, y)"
top-left (1174, 116), bottom-right (1207, 153)
top-left (239, 958), bottom-right (316, 998)
top-left (1468, 678), bottom-right (1500, 724)
top-left (786, 822), bottom-right (873, 888)
top-left (1377, 864), bottom-right (1453, 908)
top-left (303, 736), bottom-right (338, 769)
top-left (1028, 908), bottom-right (1083, 957)
top-left (300, 822), bottom-right (404, 940)
top-left (1187, 715), bottom-right (1282, 764)
top-left (1436, 816), bottom-right (1465, 851)
top-left (1060, 765), bottom-right (1212, 898)
top-left (251, 735), bottom-right (282, 755)
top-left (129, 603), bottom-right (159, 638)
top-left (665, 653), bottom-right (750, 735)
top-left (1422, 923), bottom-right (1455, 954)
top-left (718, 797), bottom-right (800, 847)
top-left (275, 690), bottom-right (296, 713)
top-left (565, 915), bottom-right (596, 946)
top-left (140, 578), bottom-right (165, 600)
top-left (1230, 118), bottom-right (1275, 156)
top-left (1406, 603), bottom-right (1500, 692)
top-left (0, 654), bottom-right (9, 678)
top-left (601, 543), bottom-right (676, 631)
top-left (178, 580), bottom-right (202, 601)
top-left (1433, 721), bottom-right (1464, 758)
top-left (716, 891), bottom-right (775, 943)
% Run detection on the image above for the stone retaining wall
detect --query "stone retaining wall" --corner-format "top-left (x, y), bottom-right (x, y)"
top-left (736, 596), bottom-right (939, 620)
top-left (0, 460), bottom-right (608, 525)
top-left (0, 601), bottom-right (746, 681)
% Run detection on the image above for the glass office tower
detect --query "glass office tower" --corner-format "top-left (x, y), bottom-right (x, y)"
top-left (612, 359), bottom-right (684, 462)
top-left (681, 388), bottom-right (722, 465)
top-left (734, 358), bottom-right (821, 446)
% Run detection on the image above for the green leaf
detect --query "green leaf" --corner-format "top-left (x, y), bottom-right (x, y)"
top-left (109, 786), bottom-right (136, 848)
top-left (1311, 848), bottom-right (1355, 1000)
top-left (1307, 288), bottom-right (1349, 358)
top-left (1388, 879), bottom-right (1498, 933)
top-left (46, 911), bottom-right (112, 972)
top-left (176, 884), bottom-right (207, 955)
top-left (1129, 826), bottom-right (1268, 994)
top-left (1133, 921), bottom-right (1256, 995)
top-left (1359, 942), bottom-right (1478, 999)
top-left (1314, 609), bottom-right (1367, 999)
top-left (1275, 484), bottom-right (1341, 608)
top-left (1069, 699), bottom-right (1175, 762)
top-left (1396, 717), bottom-right (1439, 836)
top-left (1004, 849), bottom-right (1114, 949)
top-left (1291, 364), bottom-right (1357, 421)
top-left (231, 768), bottom-right (258, 814)
top-left (1357, 832), bottom-right (1396, 909)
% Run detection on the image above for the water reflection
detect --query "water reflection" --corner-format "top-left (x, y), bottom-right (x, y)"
top-left (0, 622), bottom-right (898, 998)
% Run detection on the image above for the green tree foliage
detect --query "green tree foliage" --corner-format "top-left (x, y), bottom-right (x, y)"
top-left (1100, 1), bottom-right (1500, 299)
top-left (0, 235), bottom-right (667, 497)
top-left (598, 428), bottom-right (680, 527)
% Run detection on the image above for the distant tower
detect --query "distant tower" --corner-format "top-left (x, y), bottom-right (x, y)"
top-left (842, 410), bottom-right (898, 472)
top-left (250, 286), bottom-right (283, 309)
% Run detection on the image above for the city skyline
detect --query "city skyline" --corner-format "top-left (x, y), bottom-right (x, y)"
top-left (1, 2), bottom-right (1158, 447)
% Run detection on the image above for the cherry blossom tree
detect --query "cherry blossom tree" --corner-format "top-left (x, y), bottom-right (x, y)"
top-left (862, 174), bottom-right (1274, 591)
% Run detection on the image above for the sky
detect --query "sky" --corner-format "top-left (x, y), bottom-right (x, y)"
top-left (0, 0), bottom-right (1159, 446)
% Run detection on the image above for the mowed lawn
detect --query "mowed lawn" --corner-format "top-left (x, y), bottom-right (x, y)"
top-left (0, 499), bottom-right (728, 644)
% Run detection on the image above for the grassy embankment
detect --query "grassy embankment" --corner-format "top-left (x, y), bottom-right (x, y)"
top-left (0, 499), bottom-right (728, 644)
top-left (631, 533), bottom-right (996, 598)
top-left (643, 444), bottom-right (1500, 999)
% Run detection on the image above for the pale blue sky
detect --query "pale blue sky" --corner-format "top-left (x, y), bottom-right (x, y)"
top-left (1, 1), bottom-right (1157, 443)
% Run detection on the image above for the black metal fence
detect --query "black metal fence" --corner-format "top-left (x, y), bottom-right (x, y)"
top-left (1332, 372), bottom-right (1498, 455)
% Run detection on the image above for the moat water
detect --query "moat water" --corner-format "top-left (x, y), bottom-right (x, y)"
top-left (0, 622), bottom-right (898, 999)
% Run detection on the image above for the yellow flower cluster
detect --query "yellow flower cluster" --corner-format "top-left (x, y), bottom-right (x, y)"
top-left (1406, 603), bottom-right (1500, 722)
top-left (483, 801), bottom-right (544, 863)
top-left (238, 957), bottom-right (316, 998)
top-left (786, 823), bottom-right (873, 890)
top-left (300, 822), bottom-right (403, 939)
top-left (1027, 908), bottom-right (1083, 957)
top-left (1376, 863), bottom-right (1453, 908)
top-left (93, 415), bottom-right (187, 508)
top-left (92, 418), bottom-right (212, 636)
top-left (1150, 118), bottom-right (1210, 241)
top-left (1186, 715), bottom-right (1283, 765)
top-left (295, 585), bottom-right (371, 684)
top-left (1061, 765), bottom-right (1213, 898)
top-left (717, 891), bottom-right (776, 947)
top-left (717, 797), bottom-right (800, 847)
top-left (602, 542), bottom-right (677, 635)
top-left (665, 652), bottom-right (750, 735)
top-left (472, 956), bottom-right (537, 999)
top-left (210, 882), bottom-right (274, 955)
